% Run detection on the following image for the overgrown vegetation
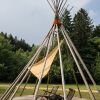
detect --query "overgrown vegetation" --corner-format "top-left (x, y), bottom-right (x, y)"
top-left (0, 8), bottom-right (100, 84)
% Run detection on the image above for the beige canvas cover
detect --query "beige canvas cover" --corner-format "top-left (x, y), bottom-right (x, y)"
top-left (29, 44), bottom-right (61, 79)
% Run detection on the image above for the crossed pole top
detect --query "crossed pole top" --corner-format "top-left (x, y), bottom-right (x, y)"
top-left (47, 0), bottom-right (68, 26)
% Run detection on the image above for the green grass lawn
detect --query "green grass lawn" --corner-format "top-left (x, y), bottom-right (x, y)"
top-left (0, 83), bottom-right (100, 100)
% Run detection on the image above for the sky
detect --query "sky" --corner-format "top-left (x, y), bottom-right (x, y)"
top-left (0, 0), bottom-right (100, 45)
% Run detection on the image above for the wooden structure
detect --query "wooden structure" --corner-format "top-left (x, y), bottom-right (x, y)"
top-left (0, 0), bottom-right (99, 100)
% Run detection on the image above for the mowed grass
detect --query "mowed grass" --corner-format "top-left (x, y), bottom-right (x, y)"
top-left (0, 83), bottom-right (100, 100)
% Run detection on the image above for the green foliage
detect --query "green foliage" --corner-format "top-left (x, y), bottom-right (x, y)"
top-left (71, 9), bottom-right (96, 79)
top-left (0, 32), bottom-right (32, 82)
top-left (93, 25), bottom-right (100, 37)
top-left (0, 32), bottom-right (32, 51)
top-left (94, 53), bottom-right (100, 84)
top-left (73, 8), bottom-right (94, 47)
top-left (62, 9), bottom-right (73, 33)
top-left (0, 7), bottom-right (100, 84)
top-left (90, 37), bottom-right (100, 50)
top-left (0, 64), bottom-right (6, 81)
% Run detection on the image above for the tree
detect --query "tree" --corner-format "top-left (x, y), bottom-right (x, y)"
top-left (69, 8), bottom-right (95, 82)
top-left (73, 8), bottom-right (94, 63)
top-left (62, 8), bottom-right (73, 34)
top-left (0, 64), bottom-right (6, 81)
top-left (0, 33), bottom-right (31, 82)
top-left (92, 25), bottom-right (100, 37)
top-left (0, 34), bottom-right (14, 81)
top-left (73, 8), bottom-right (94, 48)
top-left (94, 53), bottom-right (100, 84)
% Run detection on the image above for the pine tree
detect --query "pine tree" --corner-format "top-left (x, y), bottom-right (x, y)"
top-left (93, 25), bottom-right (100, 37)
top-left (72, 9), bottom-right (95, 82)
top-left (62, 8), bottom-right (73, 33)
top-left (73, 8), bottom-right (94, 48)
top-left (94, 53), bottom-right (100, 84)
top-left (0, 33), bottom-right (31, 82)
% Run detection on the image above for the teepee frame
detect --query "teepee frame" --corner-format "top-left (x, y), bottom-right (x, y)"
top-left (1, 0), bottom-right (98, 100)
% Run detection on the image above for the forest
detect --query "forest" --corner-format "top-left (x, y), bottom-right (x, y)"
top-left (0, 8), bottom-right (100, 84)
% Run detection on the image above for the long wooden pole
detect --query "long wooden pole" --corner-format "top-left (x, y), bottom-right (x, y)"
top-left (47, 0), bottom-right (55, 13)
top-left (56, 25), bottom-right (67, 100)
top-left (9, 26), bottom-right (55, 100)
top-left (2, 40), bottom-right (47, 100)
top-left (1, 25), bottom-right (54, 100)
top-left (51, 0), bottom-right (56, 9)
top-left (61, 25), bottom-right (98, 91)
top-left (9, 35), bottom-right (51, 100)
top-left (33, 31), bottom-right (52, 100)
top-left (20, 73), bottom-right (31, 96)
top-left (59, 0), bottom-right (67, 13)
top-left (61, 26), bottom-right (96, 100)
top-left (58, 0), bottom-right (64, 12)
top-left (71, 66), bottom-right (82, 98)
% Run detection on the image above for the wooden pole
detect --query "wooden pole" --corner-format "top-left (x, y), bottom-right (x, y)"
top-left (71, 66), bottom-right (82, 98)
top-left (47, 0), bottom-right (55, 13)
top-left (61, 25), bottom-right (98, 91)
top-left (20, 73), bottom-right (31, 96)
top-left (33, 31), bottom-right (52, 100)
top-left (61, 26), bottom-right (96, 100)
top-left (1, 25), bottom-right (54, 100)
top-left (56, 25), bottom-right (67, 100)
